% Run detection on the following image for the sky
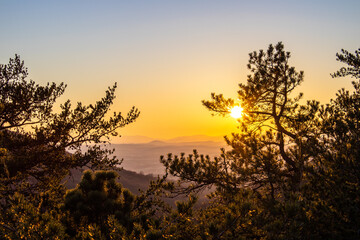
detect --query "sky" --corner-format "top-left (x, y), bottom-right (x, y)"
top-left (1, 0), bottom-right (360, 141)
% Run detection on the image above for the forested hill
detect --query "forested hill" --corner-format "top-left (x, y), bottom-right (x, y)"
top-left (65, 168), bottom-right (156, 194)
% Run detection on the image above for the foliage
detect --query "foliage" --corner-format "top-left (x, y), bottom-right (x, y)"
top-left (64, 170), bottom-right (136, 235)
top-left (331, 48), bottom-right (360, 78)
top-left (64, 170), bottom-right (165, 239)
top-left (304, 48), bottom-right (360, 238)
top-left (0, 54), bottom-right (65, 131)
top-left (0, 55), bottom-right (140, 238)
top-left (0, 192), bottom-right (67, 240)
top-left (1, 45), bottom-right (360, 239)
top-left (160, 43), bottom-right (360, 239)
top-left (0, 54), bottom-right (139, 198)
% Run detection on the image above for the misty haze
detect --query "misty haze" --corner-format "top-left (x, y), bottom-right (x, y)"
top-left (109, 135), bottom-right (227, 175)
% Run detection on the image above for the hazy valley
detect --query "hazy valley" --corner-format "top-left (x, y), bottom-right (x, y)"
top-left (109, 135), bottom-right (228, 176)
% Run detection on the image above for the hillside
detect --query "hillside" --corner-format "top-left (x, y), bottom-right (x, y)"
top-left (64, 167), bottom-right (210, 207)
top-left (64, 168), bottom-right (156, 194)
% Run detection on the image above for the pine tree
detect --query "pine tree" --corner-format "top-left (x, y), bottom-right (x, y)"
top-left (0, 55), bottom-right (139, 236)
top-left (161, 43), bottom-right (322, 238)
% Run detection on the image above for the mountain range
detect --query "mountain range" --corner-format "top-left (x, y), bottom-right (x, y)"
top-left (106, 135), bottom-right (228, 176)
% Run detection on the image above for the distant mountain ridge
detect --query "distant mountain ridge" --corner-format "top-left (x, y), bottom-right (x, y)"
top-left (106, 140), bottom-right (228, 176)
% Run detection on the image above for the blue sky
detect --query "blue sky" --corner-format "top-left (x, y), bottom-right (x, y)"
top-left (1, 0), bottom-right (360, 139)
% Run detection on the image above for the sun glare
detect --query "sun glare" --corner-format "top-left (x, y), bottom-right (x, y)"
top-left (230, 105), bottom-right (243, 119)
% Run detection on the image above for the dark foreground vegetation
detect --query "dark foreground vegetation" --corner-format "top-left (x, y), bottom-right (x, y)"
top-left (1, 43), bottom-right (359, 239)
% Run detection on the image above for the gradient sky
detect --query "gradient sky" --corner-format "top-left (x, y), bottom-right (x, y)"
top-left (1, 0), bottom-right (360, 141)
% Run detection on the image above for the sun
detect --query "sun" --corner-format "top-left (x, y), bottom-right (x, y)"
top-left (230, 105), bottom-right (243, 119)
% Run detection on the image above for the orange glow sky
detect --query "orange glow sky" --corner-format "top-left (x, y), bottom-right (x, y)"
top-left (1, 1), bottom-right (359, 140)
